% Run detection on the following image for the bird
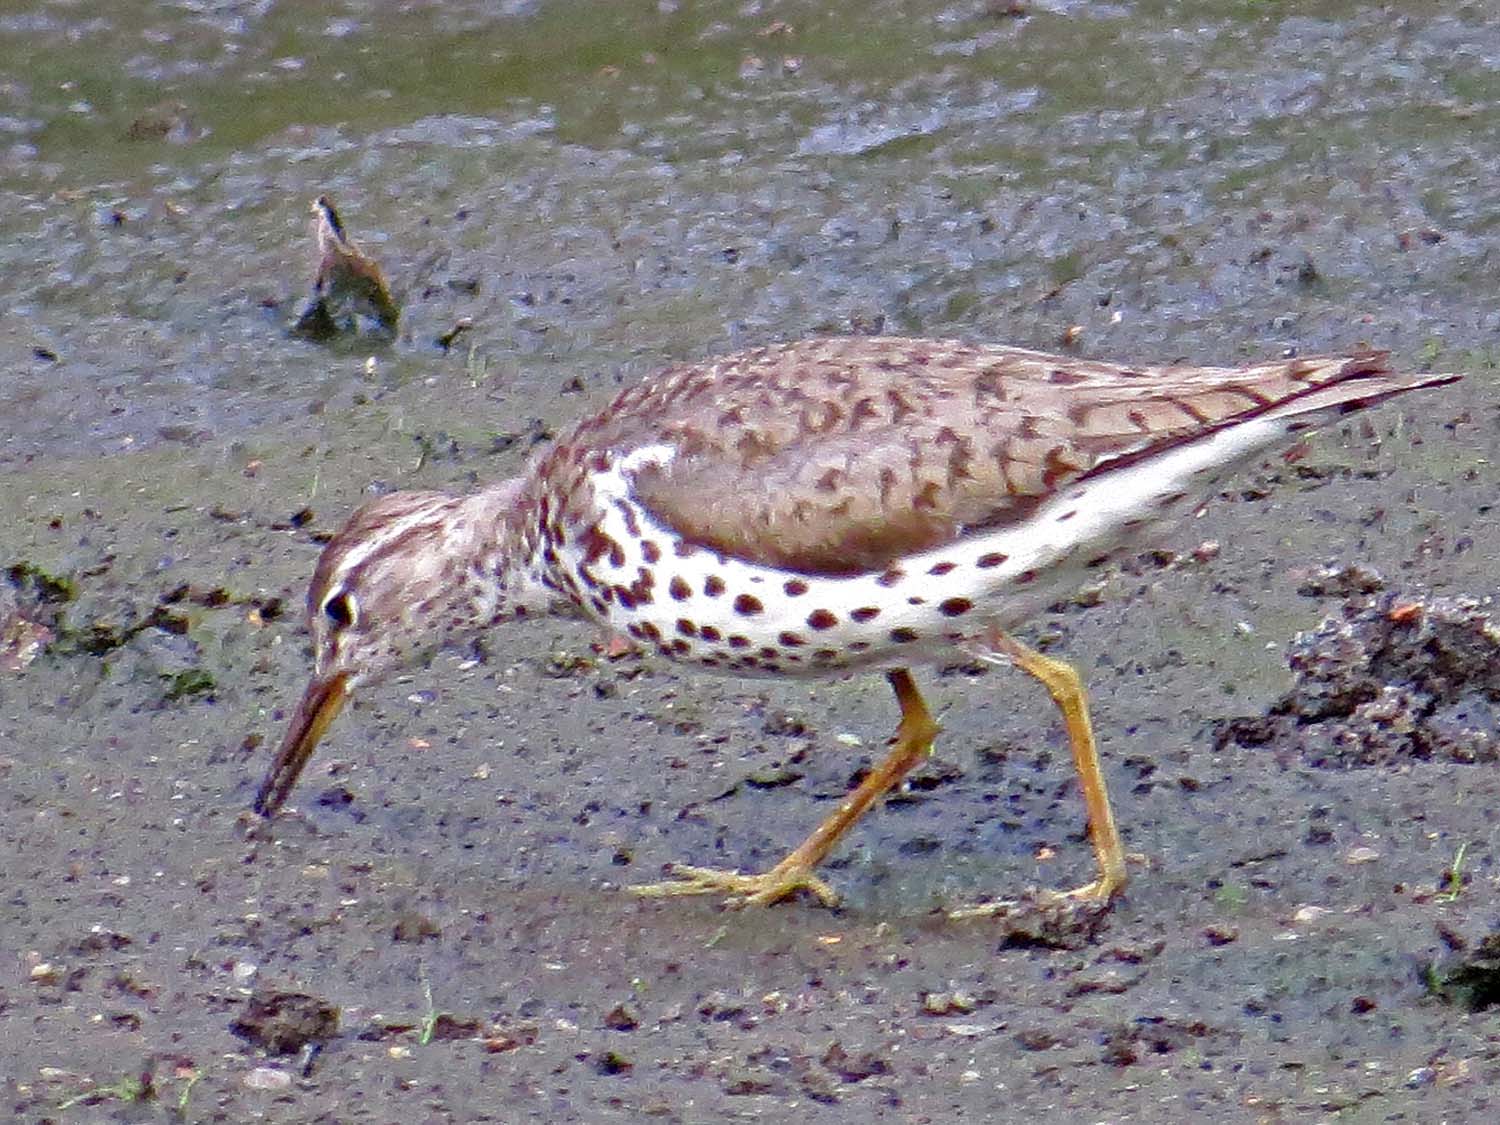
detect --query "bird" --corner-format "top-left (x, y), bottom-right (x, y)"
top-left (293, 195), bottom-right (400, 339)
top-left (251, 336), bottom-right (1459, 919)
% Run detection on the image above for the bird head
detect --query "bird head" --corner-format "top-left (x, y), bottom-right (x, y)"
top-left (253, 483), bottom-right (525, 818)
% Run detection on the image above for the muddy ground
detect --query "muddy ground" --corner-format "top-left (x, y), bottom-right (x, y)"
top-left (2, 1), bottom-right (1499, 1121)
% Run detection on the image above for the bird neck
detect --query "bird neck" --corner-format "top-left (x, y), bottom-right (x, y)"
top-left (456, 478), bottom-right (555, 620)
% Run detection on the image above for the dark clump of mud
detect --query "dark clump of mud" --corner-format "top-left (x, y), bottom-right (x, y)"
top-left (1217, 575), bottom-right (1500, 768)
top-left (1427, 933), bottom-right (1500, 1014)
top-left (230, 989), bottom-right (340, 1056)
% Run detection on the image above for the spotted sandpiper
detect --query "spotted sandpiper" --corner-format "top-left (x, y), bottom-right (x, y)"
top-left (253, 337), bottom-right (1458, 917)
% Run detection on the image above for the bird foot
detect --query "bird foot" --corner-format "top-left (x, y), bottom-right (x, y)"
top-left (946, 872), bottom-right (1124, 944)
top-left (630, 859), bottom-right (839, 909)
top-left (948, 884), bottom-right (1106, 921)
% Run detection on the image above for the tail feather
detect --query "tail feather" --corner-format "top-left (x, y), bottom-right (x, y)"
top-left (1261, 362), bottom-right (1462, 431)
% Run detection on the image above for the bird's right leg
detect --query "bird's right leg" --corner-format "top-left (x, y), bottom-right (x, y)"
top-left (631, 668), bottom-right (940, 908)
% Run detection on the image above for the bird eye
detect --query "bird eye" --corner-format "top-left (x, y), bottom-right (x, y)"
top-left (322, 590), bottom-right (357, 630)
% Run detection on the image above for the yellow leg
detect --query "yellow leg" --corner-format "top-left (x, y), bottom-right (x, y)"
top-left (631, 669), bottom-right (941, 908)
top-left (950, 627), bottom-right (1128, 919)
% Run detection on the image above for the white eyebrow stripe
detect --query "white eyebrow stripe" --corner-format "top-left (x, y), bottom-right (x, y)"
top-left (327, 498), bottom-right (451, 584)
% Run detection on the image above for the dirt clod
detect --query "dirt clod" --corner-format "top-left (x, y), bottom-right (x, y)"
top-left (230, 990), bottom-right (339, 1055)
top-left (1216, 594), bottom-right (1500, 767)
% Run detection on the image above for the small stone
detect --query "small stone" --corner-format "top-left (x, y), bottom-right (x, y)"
top-left (243, 1066), bottom-right (292, 1091)
top-left (920, 990), bottom-right (976, 1015)
top-left (603, 1004), bottom-right (640, 1031)
top-left (722, 1067), bottom-right (783, 1095)
top-left (821, 1042), bottom-right (890, 1082)
top-left (391, 911), bottom-right (441, 943)
top-left (943, 1023), bottom-right (988, 1037)
top-left (1015, 1027), bottom-right (1061, 1051)
top-left (593, 1050), bottom-right (633, 1075)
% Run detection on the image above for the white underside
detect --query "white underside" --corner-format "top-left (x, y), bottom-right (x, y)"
top-left (552, 417), bottom-right (1292, 678)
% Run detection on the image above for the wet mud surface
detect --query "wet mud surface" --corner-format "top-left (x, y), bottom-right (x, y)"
top-left (3, 1), bottom-right (1500, 1120)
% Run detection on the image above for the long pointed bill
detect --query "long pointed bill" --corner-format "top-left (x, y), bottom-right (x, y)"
top-left (254, 671), bottom-right (352, 818)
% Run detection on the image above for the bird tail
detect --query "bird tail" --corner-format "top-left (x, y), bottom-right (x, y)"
top-left (1257, 352), bottom-right (1461, 432)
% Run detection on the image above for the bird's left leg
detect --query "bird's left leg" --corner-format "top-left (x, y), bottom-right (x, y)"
top-left (949, 627), bottom-right (1128, 920)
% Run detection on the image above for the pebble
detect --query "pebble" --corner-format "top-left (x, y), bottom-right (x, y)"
top-left (243, 1067), bottom-right (291, 1091)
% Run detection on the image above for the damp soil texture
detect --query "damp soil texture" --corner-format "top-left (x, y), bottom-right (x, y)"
top-left (3, 1), bottom-right (1500, 1120)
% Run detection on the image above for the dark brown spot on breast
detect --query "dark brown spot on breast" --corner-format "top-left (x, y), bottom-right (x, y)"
top-left (677, 619), bottom-right (697, 637)
top-left (890, 627), bottom-right (920, 643)
top-left (734, 594), bottom-right (763, 616)
top-left (580, 525), bottom-right (613, 566)
top-left (939, 597), bottom-right (973, 617)
top-left (728, 634), bottom-right (751, 649)
top-left (928, 561), bottom-right (956, 576)
top-left (876, 567), bottom-right (905, 588)
top-left (850, 606), bottom-right (881, 623)
top-left (784, 578), bottom-right (809, 597)
top-left (673, 540), bottom-right (697, 558)
top-left (616, 501), bottom-right (641, 538)
top-left (614, 586), bottom-right (636, 610)
top-left (759, 647), bottom-right (779, 659)
top-left (670, 639), bottom-right (692, 654)
top-left (700, 625), bottom-right (721, 642)
top-left (1055, 509), bottom-right (1078, 522)
top-left (608, 543), bottom-right (626, 568)
top-left (704, 575), bottom-right (726, 597)
top-left (907, 596), bottom-right (926, 606)
top-left (639, 622), bottom-right (661, 641)
top-left (641, 540), bottom-right (661, 564)
top-left (778, 631), bottom-right (806, 647)
top-left (668, 576), bottom-right (691, 601)
top-left (976, 552), bottom-right (1008, 569)
top-left (806, 609), bottom-right (838, 630)
top-left (1015, 569), bottom-right (1037, 584)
